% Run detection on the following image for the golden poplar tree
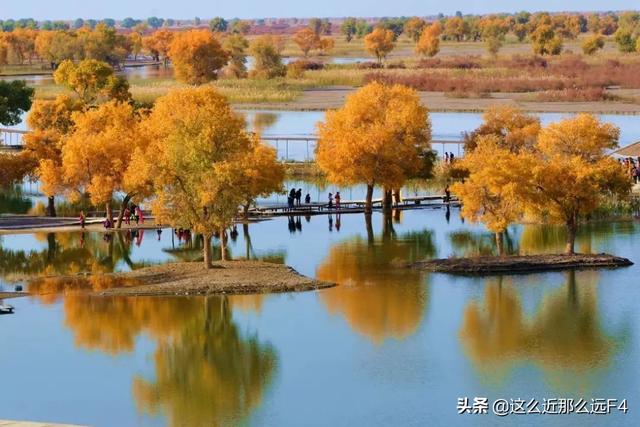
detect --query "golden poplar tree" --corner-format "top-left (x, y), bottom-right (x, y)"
top-left (128, 86), bottom-right (257, 267)
top-left (528, 114), bottom-right (631, 254)
top-left (364, 28), bottom-right (395, 63)
top-left (59, 101), bottom-right (143, 226)
top-left (54, 59), bottom-right (130, 104)
top-left (416, 23), bottom-right (442, 57)
top-left (316, 82), bottom-right (432, 214)
top-left (23, 95), bottom-right (84, 216)
top-left (142, 28), bottom-right (174, 66)
top-left (292, 28), bottom-right (319, 56)
top-left (168, 29), bottom-right (229, 85)
top-left (452, 136), bottom-right (534, 255)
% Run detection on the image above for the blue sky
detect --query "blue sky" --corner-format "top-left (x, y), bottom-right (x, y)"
top-left (0, 0), bottom-right (636, 20)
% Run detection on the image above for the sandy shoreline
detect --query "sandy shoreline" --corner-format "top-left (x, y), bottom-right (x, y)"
top-left (103, 261), bottom-right (335, 296)
top-left (2, 261), bottom-right (335, 298)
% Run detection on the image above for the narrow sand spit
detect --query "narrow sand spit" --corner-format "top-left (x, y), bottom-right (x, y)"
top-left (411, 253), bottom-right (634, 275)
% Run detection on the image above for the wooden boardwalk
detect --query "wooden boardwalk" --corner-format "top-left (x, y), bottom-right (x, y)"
top-left (250, 194), bottom-right (459, 217)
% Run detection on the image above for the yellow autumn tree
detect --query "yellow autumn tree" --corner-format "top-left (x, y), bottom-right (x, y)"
top-left (142, 28), bottom-right (174, 66)
top-left (222, 33), bottom-right (249, 78)
top-left (452, 136), bottom-right (534, 255)
top-left (527, 114), bottom-right (632, 254)
top-left (0, 153), bottom-right (35, 188)
top-left (292, 28), bottom-right (319, 57)
top-left (364, 28), bottom-right (395, 63)
top-left (416, 22), bottom-right (442, 57)
top-left (463, 106), bottom-right (541, 153)
top-left (404, 17), bottom-right (427, 43)
top-left (128, 86), bottom-right (255, 267)
top-left (168, 29), bottom-right (229, 85)
top-left (235, 143), bottom-right (285, 217)
top-left (59, 101), bottom-right (143, 226)
top-left (248, 35), bottom-right (286, 79)
top-left (53, 59), bottom-right (130, 104)
top-left (317, 37), bottom-right (335, 55)
top-left (316, 82), bottom-right (432, 214)
top-left (23, 95), bottom-right (85, 216)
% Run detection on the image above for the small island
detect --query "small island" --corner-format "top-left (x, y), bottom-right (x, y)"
top-left (412, 253), bottom-right (633, 275)
top-left (100, 261), bottom-right (335, 296)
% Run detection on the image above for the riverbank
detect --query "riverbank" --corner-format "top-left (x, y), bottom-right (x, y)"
top-left (0, 291), bottom-right (26, 299)
top-left (412, 253), bottom-right (634, 275)
top-left (100, 261), bottom-right (335, 296)
top-left (0, 215), bottom-right (162, 234)
top-left (239, 87), bottom-right (640, 113)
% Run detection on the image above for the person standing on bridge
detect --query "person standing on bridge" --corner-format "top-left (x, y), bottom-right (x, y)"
top-left (289, 188), bottom-right (296, 209)
top-left (335, 192), bottom-right (341, 210)
top-left (305, 193), bottom-right (311, 204)
top-left (296, 188), bottom-right (302, 206)
top-left (328, 193), bottom-right (334, 209)
top-left (79, 211), bottom-right (85, 229)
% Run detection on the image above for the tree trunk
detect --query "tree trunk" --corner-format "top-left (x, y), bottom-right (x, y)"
top-left (203, 233), bottom-right (213, 269)
top-left (382, 211), bottom-right (394, 240)
top-left (220, 228), bottom-right (228, 261)
top-left (365, 184), bottom-right (374, 215)
top-left (382, 188), bottom-right (393, 213)
top-left (565, 220), bottom-right (577, 255)
top-left (116, 195), bottom-right (131, 229)
top-left (243, 223), bottom-right (251, 260)
top-left (495, 232), bottom-right (504, 257)
top-left (243, 203), bottom-right (250, 219)
top-left (365, 212), bottom-right (374, 244)
top-left (105, 203), bottom-right (113, 227)
top-left (46, 196), bottom-right (56, 217)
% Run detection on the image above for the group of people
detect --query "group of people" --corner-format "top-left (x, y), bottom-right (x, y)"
top-left (287, 188), bottom-right (312, 208)
top-left (284, 189), bottom-right (345, 211)
top-left (443, 152), bottom-right (456, 164)
top-left (620, 157), bottom-right (640, 184)
top-left (327, 192), bottom-right (341, 209)
top-left (79, 203), bottom-right (146, 230)
top-left (122, 204), bottom-right (145, 226)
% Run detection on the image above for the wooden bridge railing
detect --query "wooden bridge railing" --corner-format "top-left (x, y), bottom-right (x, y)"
top-left (1, 129), bottom-right (465, 160)
top-left (0, 128), bottom-right (27, 150)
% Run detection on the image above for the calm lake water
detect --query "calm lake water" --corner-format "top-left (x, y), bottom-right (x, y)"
top-left (243, 110), bottom-right (640, 161)
top-left (1, 207), bottom-right (640, 427)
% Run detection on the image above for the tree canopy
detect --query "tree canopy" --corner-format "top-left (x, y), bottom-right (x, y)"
top-left (316, 82), bottom-right (432, 214)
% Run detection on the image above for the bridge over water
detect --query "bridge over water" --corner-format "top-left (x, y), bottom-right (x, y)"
top-left (1, 128), bottom-right (464, 161)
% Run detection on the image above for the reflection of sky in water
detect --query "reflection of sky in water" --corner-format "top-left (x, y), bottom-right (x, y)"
top-left (242, 110), bottom-right (640, 161)
top-left (0, 210), bottom-right (639, 426)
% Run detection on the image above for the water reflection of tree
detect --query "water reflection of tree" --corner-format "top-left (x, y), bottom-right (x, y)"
top-left (250, 112), bottom-right (279, 134)
top-left (449, 221), bottom-right (631, 257)
top-left (131, 297), bottom-right (277, 427)
top-left (459, 271), bottom-right (624, 391)
top-left (518, 222), bottom-right (629, 255)
top-left (448, 229), bottom-right (517, 257)
top-left (0, 185), bottom-right (32, 214)
top-left (0, 232), bottom-right (149, 279)
top-left (56, 294), bottom-right (277, 425)
top-left (317, 214), bottom-right (435, 343)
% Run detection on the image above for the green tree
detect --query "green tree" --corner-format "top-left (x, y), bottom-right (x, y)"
top-left (0, 80), bottom-right (34, 126)
top-left (341, 17), bottom-right (357, 42)
top-left (209, 17), bottom-right (228, 32)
